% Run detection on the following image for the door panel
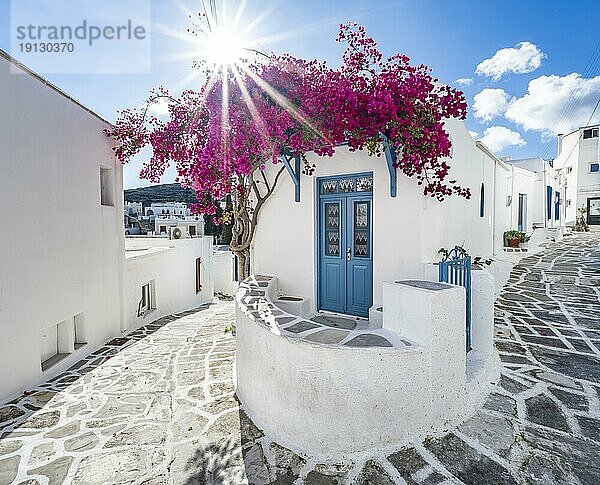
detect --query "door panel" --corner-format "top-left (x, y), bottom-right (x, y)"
top-left (319, 199), bottom-right (345, 312)
top-left (346, 197), bottom-right (373, 317)
top-left (518, 194), bottom-right (527, 231)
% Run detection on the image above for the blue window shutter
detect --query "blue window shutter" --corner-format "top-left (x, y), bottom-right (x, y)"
top-left (479, 183), bottom-right (485, 217)
top-left (546, 186), bottom-right (552, 220)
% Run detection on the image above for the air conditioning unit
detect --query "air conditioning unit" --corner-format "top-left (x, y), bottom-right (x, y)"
top-left (169, 227), bottom-right (183, 240)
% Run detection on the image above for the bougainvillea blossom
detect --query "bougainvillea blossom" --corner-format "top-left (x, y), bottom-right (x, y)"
top-left (106, 22), bottom-right (469, 278)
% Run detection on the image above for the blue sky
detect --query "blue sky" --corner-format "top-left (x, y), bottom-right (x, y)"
top-left (1, 0), bottom-right (599, 188)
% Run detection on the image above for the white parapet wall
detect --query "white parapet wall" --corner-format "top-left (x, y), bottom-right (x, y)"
top-left (124, 237), bottom-right (214, 331)
top-left (213, 247), bottom-right (237, 296)
top-left (236, 275), bottom-right (496, 458)
top-left (471, 267), bottom-right (495, 356)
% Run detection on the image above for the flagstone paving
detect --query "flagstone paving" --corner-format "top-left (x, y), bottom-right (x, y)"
top-left (1, 233), bottom-right (600, 484)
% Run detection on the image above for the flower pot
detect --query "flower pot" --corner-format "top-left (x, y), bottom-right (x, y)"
top-left (507, 238), bottom-right (520, 248)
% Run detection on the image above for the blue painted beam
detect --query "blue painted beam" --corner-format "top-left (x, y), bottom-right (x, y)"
top-left (380, 134), bottom-right (397, 198)
top-left (282, 152), bottom-right (301, 202)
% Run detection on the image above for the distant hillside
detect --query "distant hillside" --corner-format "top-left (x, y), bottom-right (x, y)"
top-left (124, 183), bottom-right (198, 205)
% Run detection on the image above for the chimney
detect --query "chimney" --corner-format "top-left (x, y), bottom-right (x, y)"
top-left (557, 133), bottom-right (563, 156)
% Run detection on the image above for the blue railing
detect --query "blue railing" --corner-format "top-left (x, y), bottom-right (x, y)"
top-left (439, 246), bottom-right (472, 352)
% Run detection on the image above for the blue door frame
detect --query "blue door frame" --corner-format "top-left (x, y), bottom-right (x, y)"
top-left (317, 173), bottom-right (373, 317)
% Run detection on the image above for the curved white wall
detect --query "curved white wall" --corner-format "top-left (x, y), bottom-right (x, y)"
top-left (236, 275), bottom-right (495, 458)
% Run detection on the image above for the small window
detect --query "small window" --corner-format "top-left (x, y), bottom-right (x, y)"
top-left (138, 281), bottom-right (155, 316)
top-left (479, 183), bottom-right (485, 217)
top-left (590, 163), bottom-right (599, 173)
top-left (189, 225), bottom-right (196, 237)
top-left (567, 199), bottom-right (572, 207)
top-left (100, 167), bottom-right (114, 206)
top-left (159, 225), bottom-right (167, 234)
top-left (566, 166), bottom-right (573, 174)
top-left (583, 128), bottom-right (599, 139)
top-left (40, 313), bottom-right (86, 371)
top-left (195, 257), bottom-right (203, 293)
top-left (73, 313), bottom-right (86, 347)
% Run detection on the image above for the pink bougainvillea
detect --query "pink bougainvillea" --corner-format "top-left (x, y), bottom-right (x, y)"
top-left (106, 22), bottom-right (468, 278)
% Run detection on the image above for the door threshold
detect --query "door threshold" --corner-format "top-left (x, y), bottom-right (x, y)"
top-left (311, 311), bottom-right (370, 331)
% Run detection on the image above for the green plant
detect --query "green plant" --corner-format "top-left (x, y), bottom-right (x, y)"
top-left (504, 230), bottom-right (528, 242)
top-left (437, 244), bottom-right (466, 260)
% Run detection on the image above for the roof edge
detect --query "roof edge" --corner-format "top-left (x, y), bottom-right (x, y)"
top-left (0, 48), bottom-right (113, 127)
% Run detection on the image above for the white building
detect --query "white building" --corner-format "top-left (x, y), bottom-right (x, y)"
top-left (124, 237), bottom-right (214, 332)
top-left (145, 202), bottom-right (191, 217)
top-left (252, 120), bottom-right (507, 315)
top-left (0, 50), bottom-right (124, 402)
top-left (235, 117), bottom-right (566, 458)
top-left (498, 156), bottom-right (566, 236)
top-left (554, 124), bottom-right (600, 226)
top-left (0, 51), bottom-right (214, 404)
top-left (154, 215), bottom-right (204, 237)
top-left (125, 201), bottom-right (143, 217)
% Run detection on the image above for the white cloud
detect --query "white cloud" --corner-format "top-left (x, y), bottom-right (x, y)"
top-left (473, 88), bottom-right (512, 121)
top-left (455, 78), bottom-right (473, 86)
top-left (146, 98), bottom-right (170, 116)
top-left (505, 73), bottom-right (600, 135)
top-left (478, 126), bottom-right (526, 153)
top-left (476, 42), bottom-right (546, 81)
top-left (468, 130), bottom-right (479, 139)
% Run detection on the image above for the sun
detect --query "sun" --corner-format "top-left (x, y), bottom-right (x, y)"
top-left (203, 27), bottom-right (248, 68)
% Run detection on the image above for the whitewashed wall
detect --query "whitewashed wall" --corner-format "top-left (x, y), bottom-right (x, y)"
top-left (123, 237), bottom-right (214, 331)
top-left (555, 128), bottom-right (600, 224)
top-left (252, 120), bottom-right (496, 312)
top-left (213, 249), bottom-right (237, 296)
top-left (575, 130), bottom-right (600, 222)
top-left (0, 54), bottom-right (124, 403)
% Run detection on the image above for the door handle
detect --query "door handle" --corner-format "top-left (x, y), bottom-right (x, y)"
top-left (346, 247), bottom-right (351, 261)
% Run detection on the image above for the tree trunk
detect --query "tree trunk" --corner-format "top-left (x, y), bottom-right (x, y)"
top-left (233, 248), bottom-right (250, 281)
top-left (229, 166), bottom-right (286, 282)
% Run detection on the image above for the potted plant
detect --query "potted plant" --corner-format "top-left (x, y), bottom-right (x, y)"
top-left (504, 230), bottom-right (526, 247)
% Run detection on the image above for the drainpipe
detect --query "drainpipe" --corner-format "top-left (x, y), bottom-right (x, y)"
top-left (492, 156), bottom-right (497, 255)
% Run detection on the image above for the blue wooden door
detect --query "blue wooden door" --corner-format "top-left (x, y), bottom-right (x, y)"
top-left (318, 174), bottom-right (373, 317)
top-left (319, 198), bottom-right (345, 313)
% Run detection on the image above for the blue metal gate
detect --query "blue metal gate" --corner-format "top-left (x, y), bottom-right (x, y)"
top-left (439, 246), bottom-right (472, 352)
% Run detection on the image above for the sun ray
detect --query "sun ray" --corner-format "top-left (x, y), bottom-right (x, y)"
top-left (240, 64), bottom-right (328, 145)
top-left (231, 66), bottom-right (273, 153)
top-left (220, 68), bottom-right (230, 155)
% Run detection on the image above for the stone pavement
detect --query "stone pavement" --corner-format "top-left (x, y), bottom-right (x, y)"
top-left (1, 233), bottom-right (600, 484)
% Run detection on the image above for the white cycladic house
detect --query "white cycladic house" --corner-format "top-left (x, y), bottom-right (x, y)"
top-left (145, 201), bottom-right (191, 217)
top-left (123, 237), bottom-right (214, 332)
top-left (0, 51), bottom-right (214, 404)
top-left (154, 216), bottom-right (204, 237)
top-left (251, 119), bottom-right (545, 315)
top-left (125, 201), bottom-right (143, 217)
top-left (236, 117), bottom-right (566, 456)
top-left (554, 124), bottom-right (600, 226)
top-left (0, 50), bottom-right (124, 402)
top-left (497, 156), bottom-right (566, 236)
